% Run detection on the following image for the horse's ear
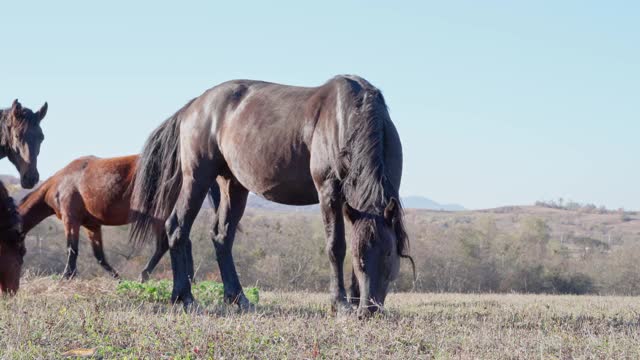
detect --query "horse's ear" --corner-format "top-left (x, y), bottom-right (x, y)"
top-left (343, 202), bottom-right (361, 223)
top-left (384, 197), bottom-right (400, 226)
top-left (36, 102), bottom-right (48, 122)
top-left (11, 99), bottom-right (22, 117)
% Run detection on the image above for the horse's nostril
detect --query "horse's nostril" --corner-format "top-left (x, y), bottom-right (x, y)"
top-left (21, 175), bottom-right (37, 189)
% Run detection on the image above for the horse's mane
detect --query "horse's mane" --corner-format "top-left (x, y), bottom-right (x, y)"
top-left (0, 105), bottom-right (36, 150)
top-left (0, 109), bottom-right (8, 149)
top-left (336, 76), bottom-right (411, 260)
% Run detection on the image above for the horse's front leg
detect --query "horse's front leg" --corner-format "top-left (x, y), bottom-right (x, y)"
top-left (317, 180), bottom-right (350, 314)
top-left (349, 267), bottom-right (360, 307)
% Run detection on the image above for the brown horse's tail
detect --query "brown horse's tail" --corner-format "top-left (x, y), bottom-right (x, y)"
top-left (129, 99), bottom-right (195, 245)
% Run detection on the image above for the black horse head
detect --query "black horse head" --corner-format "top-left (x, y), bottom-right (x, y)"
top-left (1, 99), bottom-right (47, 188)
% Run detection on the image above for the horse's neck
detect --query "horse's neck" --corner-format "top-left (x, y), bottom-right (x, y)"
top-left (19, 185), bottom-right (55, 233)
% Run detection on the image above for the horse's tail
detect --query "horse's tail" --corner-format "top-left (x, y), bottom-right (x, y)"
top-left (129, 99), bottom-right (195, 245)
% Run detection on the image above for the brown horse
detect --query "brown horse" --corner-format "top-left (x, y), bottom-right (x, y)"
top-left (0, 182), bottom-right (25, 295)
top-left (0, 99), bottom-right (48, 189)
top-left (18, 155), bottom-right (148, 279)
top-left (130, 75), bottom-right (413, 317)
top-left (18, 154), bottom-right (222, 281)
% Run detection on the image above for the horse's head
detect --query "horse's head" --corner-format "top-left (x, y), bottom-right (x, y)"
top-left (344, 197), bottom-right (410, 317)
top-left (2, 99), bottom-right (47, 189)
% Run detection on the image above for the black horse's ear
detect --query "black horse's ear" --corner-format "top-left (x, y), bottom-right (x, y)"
top-left (11, 99), bottom-right (22, 117)
top-left (384, 198), bottom-right (399, 225)
top-left (36, 102), bottom-right (48, 122)
top-left (343, 202), bottom-right (361, 223)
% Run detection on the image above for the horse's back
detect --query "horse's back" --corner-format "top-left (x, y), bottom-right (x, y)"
top-left (80, 155), bottom-right (136, 225)
top-left (50, 155), bottom-right (136, 225)
top-left (196, 81), bottom-right (324, 205)
top-left (182, 76), bottom-right (399, 206)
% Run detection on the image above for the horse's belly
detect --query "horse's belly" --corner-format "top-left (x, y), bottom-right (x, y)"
top-left (257, 178), bottom-right (319, 205)
top-left (224, 152), bottom-right (319, 206)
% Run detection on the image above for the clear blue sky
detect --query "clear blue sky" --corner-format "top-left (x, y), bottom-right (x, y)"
top-left (1, 1), bottom-right (638, 210)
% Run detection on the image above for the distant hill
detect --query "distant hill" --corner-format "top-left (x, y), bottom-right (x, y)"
top-left (401, 196), bottom-right (465, 211)
top-left (0, 174), bottom-right (20, 185)
top-left (0, 174), bottom-right (30, 199)
top-left (2, 173), bottom-right (464, 212)
top-left (242, 194), bottom-right (464, 212)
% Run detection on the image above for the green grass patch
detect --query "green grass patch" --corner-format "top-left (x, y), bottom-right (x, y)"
top-left (116, 280), bottom-right (259, 305)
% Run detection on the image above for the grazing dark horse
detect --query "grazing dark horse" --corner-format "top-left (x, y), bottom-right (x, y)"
top-left (0, 99), bottom-right (48, 189)
top-left (130, 75), bottom-right (412, 317)
top-left (18, 155), bottom-right (154, 279)
top-left (0, 182), bottom-right (25, 295)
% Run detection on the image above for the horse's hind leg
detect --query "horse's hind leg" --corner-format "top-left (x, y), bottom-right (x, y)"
top-left (211, 178), bottom-right (251, 310)
top-left (140, 232), bottom-right (169, 282)
top-left (165, 164), bottom-right (213, 306)
top-left (62, 217), bottom-right (80, 279)
top-left (85, 225), bottom-right (119, 279)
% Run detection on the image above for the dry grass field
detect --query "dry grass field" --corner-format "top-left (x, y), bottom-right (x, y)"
top-left (2, 276), bottom-right (640, 359)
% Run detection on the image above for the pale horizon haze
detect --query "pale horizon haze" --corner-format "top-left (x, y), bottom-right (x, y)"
top-left (1, 1), bottom-right (638, 210)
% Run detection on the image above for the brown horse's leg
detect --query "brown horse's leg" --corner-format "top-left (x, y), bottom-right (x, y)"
top-left (316, 179), bottom-right (350, 313)
top-left (211, 178), bottom-right (251, 310)
top-left (85, 226), bottom-right (119, 279)
top-left (62, 217), bottom-right (80, 279)
top-left (140, 232), bottom-right (169, 282)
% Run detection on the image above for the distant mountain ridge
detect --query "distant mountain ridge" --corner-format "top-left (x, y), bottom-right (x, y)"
top-left (1, 173), bottom-right (464, 211)
top-left (401, 196), bottom-right (465, 211)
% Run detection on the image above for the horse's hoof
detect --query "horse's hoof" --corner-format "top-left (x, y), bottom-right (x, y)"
top-left (331, 300), bottom-right (353, 316)
top-left (139, 272), bottom-right (150, 283)
top-left (183, 299), bottom-right (198, 312)
top-left (357, 307), bottom-right (373, 320)
top-left (237, 296), bottom-right (255, 313)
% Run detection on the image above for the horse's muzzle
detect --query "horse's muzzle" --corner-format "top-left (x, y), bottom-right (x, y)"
top-left (20, 172), bottom-right (39, 189)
